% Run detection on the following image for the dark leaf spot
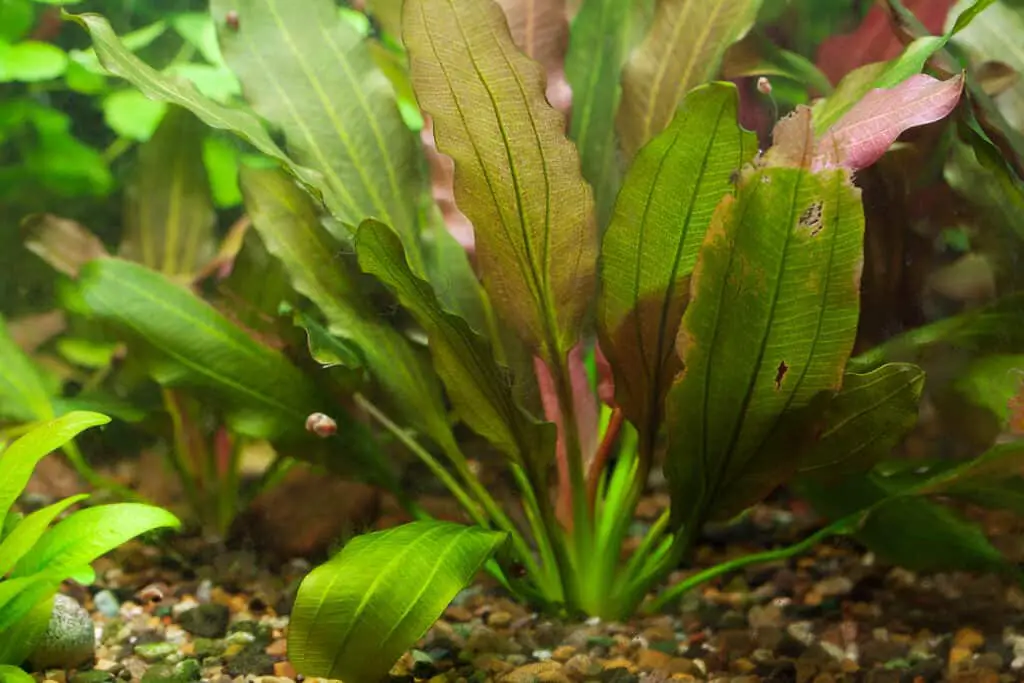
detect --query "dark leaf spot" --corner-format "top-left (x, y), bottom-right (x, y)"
top-left (226, 10), bottom-right (240, 30)
top-left (774, 360), bottom-right (788, 390)
top-left (798, 201), bottom-right (824, 236)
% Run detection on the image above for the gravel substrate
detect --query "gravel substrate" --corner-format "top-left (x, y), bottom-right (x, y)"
top-left (19, 500), bottom-right (1024, 683)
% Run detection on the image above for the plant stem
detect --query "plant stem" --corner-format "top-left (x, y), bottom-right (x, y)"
top-left (354, 393), bottom-right (486, 528)
top-left (586, 407), bottom-right (623, 511)
top-left (511, 463), bottom-right (564, 603)
top-left (645, 517), bottom-right (857, 613)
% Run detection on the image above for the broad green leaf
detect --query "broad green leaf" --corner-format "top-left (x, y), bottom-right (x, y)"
top-left (566, 0), bottom-right (652, 228)
top-left (0, 495), bottom-right (89, 577)
top-left (722, 32), bottom-right (833, 96)
top-left (0, 0), bottom-right (33, 43)
top-left (849, 293), bottom-right (1024, 371)
top-left (67, 12), bottom-right (319, 192)
top-left (203, 135), bottom-right (243, 208)
top-left (171, 12), bottom-right (226, 67)
top-left (913, 439), bottom-right (1024, 496)
top-left (666, 165), bottom-right (864, 529)
top-left (616, 0), bottom-right (763, 158)
top-left (0, 42), bottom-right (68, 82)
top-left (0, 664), bottom-right (38, 683)
top-left (71, 258), bottom-right (320, 440)
top-left (0, 412), bottom-right (108, 531)
top-left (405, 0), bottom-right (597, 361)
top-left (101, 89), bottom-right (167, 141)
top-left (238, 167), bottom-right (454, 448)
top-left (0, 314), bottom-right (56, 423)
top-left (0, 595), bottom-right (52, 668)
top-left (211, 0), bottom-right (426, 264)
top-left (288, 521), bottom-right (506, 683)
top-left (495, 0), bottom-right (570, 113)
top-left (599, 82), bottom-right (756, 451)
top-left (163, 63), bottom-right (241, 103)
top-left (802, 474), bottom-right (1012, 574)
top-left (0, 575), bottom-right (60, 640)
top-left (121, 106), bottom-right (216, 277)
top-left (356, 220), bottom-right (551, 465)
top-left (798, 363), bottom-right (925, 478)
top-left (11, 503), bottom-right (180, 579)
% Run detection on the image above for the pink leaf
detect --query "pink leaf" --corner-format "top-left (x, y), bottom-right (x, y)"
top-left (815, 73), bottom-right (964, 171)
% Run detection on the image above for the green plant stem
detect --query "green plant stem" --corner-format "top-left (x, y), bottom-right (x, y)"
top-left (354, 393), bottom-right (486, 528)
top-left (441, 440), bottom-right (545, 584)
top-left (511, 463), bottom-right (564, 602)
top-left (618, 507), bottom-right (671, 593)
top-left (644, 517), bottom-right (857, 613)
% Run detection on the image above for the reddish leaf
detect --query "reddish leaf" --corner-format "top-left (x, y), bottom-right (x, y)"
top-left (815, 0), bottom-right (957, 85)
top-left (495, 0), bottom-right (572, 114)
top-left (534, 344), bottom-right (599, 524)
top-left (816, 73), bottom-right (964, 170)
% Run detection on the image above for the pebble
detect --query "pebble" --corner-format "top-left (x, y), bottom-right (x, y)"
top-left (29, 595), bottom-right (96, 671)
top-left (134, 642), bottom-right (179, 663)
top-left (93, 590), bottom-right (121, 619)
top-left (501, 661), bottom-right (570, 683)
top-left (177, 605), bottom-right (230, 639)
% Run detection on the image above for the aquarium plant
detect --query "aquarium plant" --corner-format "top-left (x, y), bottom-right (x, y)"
top-left (0, 411), bottom-right (179, 672)
top-left (29, 0), bottom-right (1024, 679)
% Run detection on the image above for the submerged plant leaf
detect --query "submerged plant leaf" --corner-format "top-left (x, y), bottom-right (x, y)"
top-left (666, 165), bottom-right (864, 529)
top-left (616, 0), bottom-right (762, 158)
top-left (495, 0), bottom-right (571, 112)
top-left (288, 521), bottom-right (506, 683)
top-left (356, 220), bottom-right (550, 465)
top-left (566, 0), bottom-right (651, 228)
top-left (0, 664), bottom-right (37, 683)
top-left (405, 0), bottom-right (597, 362)
top-left (849, 292), bottom-right (1024, 371)
top-left (0, 314), bottom-right (58, 424)
top-left (0, 412), bottom-right (108, 531)
top-left (600, 82), bottom-right (756, 451)
top-left (0, 495), bottom-right (89, 577)
top-left (210, 0), bottom-right (427, 260)
top-left (71, 258), bottom-right (321, 441)
top-left (11, 503), bottom-right (180, 578)
top-left (239, 167), bottom-right (454, 450)
top-left (798, 363), bottom-right (925, 479)
top-left (121, 106), bottom-right (216, 277)
top-left (816, 74), bottom-right (964, 170)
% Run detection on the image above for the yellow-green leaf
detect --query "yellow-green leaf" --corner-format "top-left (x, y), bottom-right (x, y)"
top-left (666, 165), bottom-right (864, 529)
top-left (405, 0), bottom-right (597, 361)
top-left (616, 0), bottom-right (762, 158)
top-left (211, 0), bottom-right (427, 263)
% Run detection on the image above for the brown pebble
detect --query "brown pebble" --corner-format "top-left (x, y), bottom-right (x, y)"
top-left (551, 645), bottom-right (577, 662)
top-left (599, 658), bottom-right (637, 673)
top-left (636, 648), bottom-right (673, 670)
top-left (272, 662), bottom-right (296, 679)
top-left (953, 627), bottom-right (985, 651)
top-left (488, 610), bottom-right (513, 628)
top-left (265, 639), bottom-right (288, 657)
top-left (445, 605), bottom-right (474, 622)
top-left (562, 654), bottom-right (602, 680)
top-left (500, 661), bottom-right (570, 683)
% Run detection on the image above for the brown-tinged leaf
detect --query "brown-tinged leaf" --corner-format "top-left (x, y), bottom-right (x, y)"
top-left (599, 82), bottom-right (756, 450)
top-left (121, 106), bottom-right (216, 277)
top-left (405, 0), bottom-right (597, 362)
top-left (616, 0), bottom-right (762, 158)
top-left (666, 164), bottom-right (864, 529)
top-left (22, 214), bottom-right (109, 278)
top-left (495, 0), bottom-right (571, 113)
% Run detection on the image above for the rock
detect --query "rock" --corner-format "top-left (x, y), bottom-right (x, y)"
top-left (176, 604), bottom-right (230, 638)
top-left (954, 628), bottom-right (986, 652)
top-left (70, 672), bottom-right (115, 683)
top-left (134, 642), bottom-right (178, 663)
top-left (860, 638), bottom-right (909, 666)
top-left (635, 649), bottom-right (673, 671)
top-left (488, 611), bottom-right (513, 628)
top-left (92, 590), bottom-right (120, 619)
top-left (563, 654), bottom-right (602, 680)
top-left (140, 659), bottom-right (201, 683)
top-left (905, 657), bottom-right (944, 683)
top-left (29, 595), bottom-right (96, 671)
top-left (231, 466), bottom-right (380, 559)
top-left (500, 661), bottom-right (570, 683)
top-left (224, 646), bottom-right (275, 677)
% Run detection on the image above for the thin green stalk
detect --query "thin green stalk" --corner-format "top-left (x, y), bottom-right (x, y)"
top-left (618, 507), bottom-right (671, 592)
top-left (511, 463), bottom-right (564, 602)
top-left (354, 393), bottom-right (487, 528)
top-left (645, 516), bottom-right (857, 613)
top-left (441, 439), bottom-right (544, 584)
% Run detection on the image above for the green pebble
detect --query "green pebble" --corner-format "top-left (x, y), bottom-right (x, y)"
top-left (70, 671), bottom-right (115, 683)
top-left (140, 658), bottom-right (201, 683)
top-left (191, 638), bottom-right (224, 659)
top-left (134, 642), bottom-right (179, 662)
